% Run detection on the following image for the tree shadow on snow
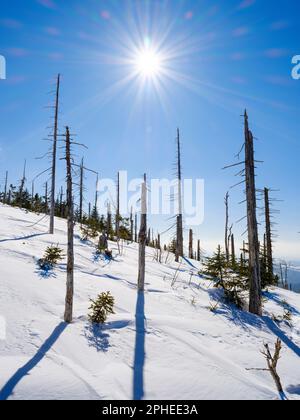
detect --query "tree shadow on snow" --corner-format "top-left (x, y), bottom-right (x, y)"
top-left (133, 292), bottom-right (146, 401)
top-left (263, 317), bottom-right (300, 358)
top-left (0, 232), bottom-right (47, 244)
top-left (286, 384), bottom-right (300, 396)
top-left (0, 322), bottom-right (67, 401)
top-left (84, 320), bottom-right (131, 353)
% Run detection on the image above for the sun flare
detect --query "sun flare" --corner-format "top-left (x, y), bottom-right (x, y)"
top-left (135, 48), bottom-right (163, 79)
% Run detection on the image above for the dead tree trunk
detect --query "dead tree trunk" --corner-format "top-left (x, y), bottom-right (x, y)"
top-left (107, 202), bottom-right (112, 239)
top-left (64, 127), bottom-right (74, 324)
top-left (262, 339), bottom-right (286, 398)
top-left (224, 192), bottom-right (230, 262)
top-left (264, 187), bottom-right (273, 277)
top-left (44, 181), bottom-right (48, 214)
top-left (3, 171), bottom-right (8, 203)
top-left (175, 128), bottom-right (184, 262)
top-left (197, 240), bottom-right (201, 262)
top-left (130, 207), bottom-right (134, 242)
top-left (244, 110), bottom-right (262, 316)
top-left (116, 172), bottom-right (120, 240)
top-left (138, 175), bottom-right (147, 292)
top-left (79, 158), bottom-right (84, 222)
top-left (49, 74), bottom-right (60, 234)
top-left (189, 229), bottom-right (193, 259)
top-left (135, 213), bottom-right (138, 243)
top-left (231, 233), bottom-right (236, 266)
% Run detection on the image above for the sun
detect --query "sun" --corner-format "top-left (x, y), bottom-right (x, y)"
top-left (134, 47), bottom-right (163, 79)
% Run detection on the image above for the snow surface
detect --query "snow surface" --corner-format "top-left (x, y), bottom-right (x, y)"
top-left (0, 203), bottom-right (300, 401)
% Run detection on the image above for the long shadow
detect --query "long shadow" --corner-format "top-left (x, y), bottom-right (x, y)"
top-left (263, 316), bottom-right (300, 358)
top-left (0, 232), bottom-right (46, 244)
top-left (0, 322), bottom-right (67, 400)
top-left (133, 292), bottom-right (146, 401)
top-left (263, 291), bottom-right (300, 316)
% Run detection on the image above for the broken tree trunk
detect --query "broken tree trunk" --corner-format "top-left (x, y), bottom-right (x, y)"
top-left (138, 175), bottom-right (147, 292)
top-left (264, 187), bottom-right (273, 277)
top-left (244, 110), bottom-right (262, 316)
top-left (197, 240), bottom-right (201, 262)
top-left (50, 74), bottom-right (60, 234)
top-left (64, 127), bottom-right (74, 324)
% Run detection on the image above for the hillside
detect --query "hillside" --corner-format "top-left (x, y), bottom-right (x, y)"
top-left (0, 203), bottom-right (299, 400)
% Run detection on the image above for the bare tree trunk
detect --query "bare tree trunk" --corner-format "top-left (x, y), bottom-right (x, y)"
top-left (244, 110), bottom-right (262, 316)
top-left (79, 158), bottom-right (84, 222)
top-left (264, 188), bottom-right (273, 277)
top-left (231, 233), bottom-right (236, 266)
top-left (31, 181), bottom-right (35, 207)
top-left (224, 192), bottom-right (230, 262)
top-left (197, 240), bottom-right (201, 262)
top-left (189, 229), bottom-right (193, 259)
top-left (130, 207), bottom-right (134, 242)
top-left (3, 171), bottom-right (8, 203)
top-left (135, 213), bottom-right (138, 243)
top-left (262, 339), bottom-right (285, 397)
top-left (116, 172), bottom-right (120, 240)
top-left (138, 175), bottom-right (147, 292)
top-left (107, 202), bottom-right (112, 239)
top-left (44, 181), bottom-right (48, 214)
top-left (50, 74), bottom-right (60, 234)
top-left (64, 127), bottom-right (74, 324)
top-left (175, 128), bottom-right (184, 262)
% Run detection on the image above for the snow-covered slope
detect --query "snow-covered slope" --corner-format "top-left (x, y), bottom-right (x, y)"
top-left (0, 203), bottom-right (300, 400)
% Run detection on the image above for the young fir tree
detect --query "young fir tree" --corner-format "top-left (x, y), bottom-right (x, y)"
top-left (38, 245), bottom-right (64, 271)
top-left (88, 292), bottom-right (115, 324)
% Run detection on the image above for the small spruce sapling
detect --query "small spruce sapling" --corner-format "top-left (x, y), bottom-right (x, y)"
top-left (88, 292), bottom-right (115, 324)
top-left (38, 245), bottom-right (64, 271)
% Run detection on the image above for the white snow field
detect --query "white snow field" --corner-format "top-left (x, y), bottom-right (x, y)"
top-left (0, 203), bottom-right (300, 401)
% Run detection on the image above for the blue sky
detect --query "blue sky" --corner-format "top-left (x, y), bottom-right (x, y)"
top-left (0, 0), bottom-right (300, 260)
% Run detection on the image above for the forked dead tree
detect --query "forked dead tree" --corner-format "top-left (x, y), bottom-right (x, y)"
top-left (262, 339), bottom-right (288, 400)
top-left (138, 175), bottom-right (147, 292)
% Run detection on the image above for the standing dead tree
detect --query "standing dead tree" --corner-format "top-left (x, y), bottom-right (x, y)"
top-left (64, 126), bottom-right (74, 323)
top-left (223, 110), bottom-right (262, 315)
top-left (264, 188), bottom-right (273, 277)
top-left (189, 229), bottom-right (193, 259)
top-left (224, 192), bottom-right (230, 262)
top-left (138, 174), bottom-right (147, 292)
top-left (197, 239), bottom-right (201, 262)
top-left (3, 171), bottom-right (8, 203)
top-left (116, 172), bottom-right (120, 241)
top-left (175, 128), bottom-right (184, 262)
top-left (61, 126), bottom-right (87, 323)
top-left (244, 110), bottom-right (262, 315)
top-left (49, 74), bottom-right (60, 234)
top-left (231, 233), bottom-right (236, 266)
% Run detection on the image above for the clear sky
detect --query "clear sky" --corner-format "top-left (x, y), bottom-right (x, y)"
top-left (0, 0), bottom-right (300, 261)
